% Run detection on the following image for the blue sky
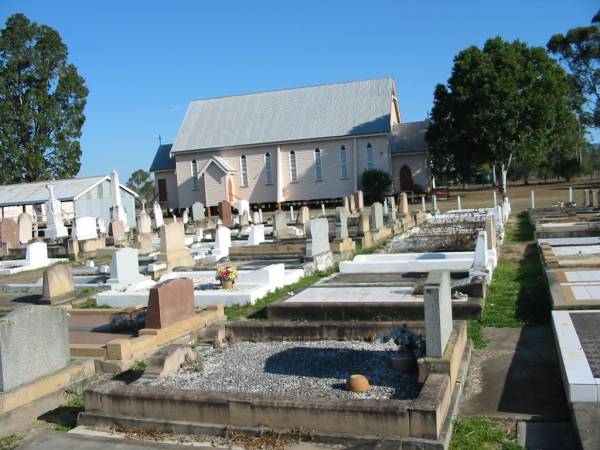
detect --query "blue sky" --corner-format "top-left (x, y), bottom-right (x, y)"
top-left (1, 1), bottom-right (598, 181)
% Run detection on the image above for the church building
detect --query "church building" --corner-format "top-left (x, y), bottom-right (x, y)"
top-left (150, 78), bottom-right (429, 209)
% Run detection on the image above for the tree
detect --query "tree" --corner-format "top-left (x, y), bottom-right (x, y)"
top-left (127, 169), bottom-right (155, 208)
top-left (0, 13), bottom-right (88, 184)
top-left (547, 10), bottom-right (600, 128)
top-left (426, 37), bottom-right (586, 194)
top-left (361, 169), bottom-right (392, 201)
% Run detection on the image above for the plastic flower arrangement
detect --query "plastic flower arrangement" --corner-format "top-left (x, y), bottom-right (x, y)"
top-left (215, 265), bottom-right (238, 282)
top-left (380, 325), bottom-right (426, 358)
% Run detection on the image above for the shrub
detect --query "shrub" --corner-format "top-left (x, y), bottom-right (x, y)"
top-left (361, 169), bottom-right (392, 200)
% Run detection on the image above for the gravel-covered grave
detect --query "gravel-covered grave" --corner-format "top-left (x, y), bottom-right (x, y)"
top-left (147, 340), bottom-right (421, 400)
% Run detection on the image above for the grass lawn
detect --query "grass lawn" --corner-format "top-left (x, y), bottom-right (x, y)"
top-left (451, 416), bottom-right (522, 450)
top-left (224, 267), bottom-right (337, 320)
top-left (468, 212), bottom-right (550, 348)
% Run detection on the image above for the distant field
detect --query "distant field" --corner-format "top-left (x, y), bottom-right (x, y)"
top-left (423, 179), bottom-right (600, 213)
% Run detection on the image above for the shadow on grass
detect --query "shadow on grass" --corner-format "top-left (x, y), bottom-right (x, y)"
top-left (505, 212), bottom-right (534, 244)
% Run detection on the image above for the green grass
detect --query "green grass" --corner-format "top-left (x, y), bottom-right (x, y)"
top-left (224, 267), bottom-right (337, 320)
top-left (504, 213), bottom-right (534, 244)
top-left (451, 417), bottom-right (522, 450)
top-left (468, 212), bottom-right (549, 348)
top-left (481, 257), bottom-right (549, 328)
top-left (72, 298), bottom-right (112, 309)
top-left (0, 435), bottom-right (22, 450)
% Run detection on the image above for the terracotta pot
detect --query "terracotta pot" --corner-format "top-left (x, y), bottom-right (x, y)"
top-left (221, 279), bottom-right (234, 290)
top-left (391, 352), bottom-right (416, 372)
top-left (346, 374), bottom-right (370, 392)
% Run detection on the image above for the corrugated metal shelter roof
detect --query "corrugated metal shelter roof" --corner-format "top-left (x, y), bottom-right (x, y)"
top-left (172, 78), bottom-right (397, 153)
top-left (149, 144), bottom-right (176, 172)
top-left (0, 176), bottom-right (137, 208)
top-left (391, 121), bottom-right (429, 155)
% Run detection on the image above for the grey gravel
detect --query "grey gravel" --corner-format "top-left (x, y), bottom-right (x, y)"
top-left (148, 340), bottom-right (420, 401)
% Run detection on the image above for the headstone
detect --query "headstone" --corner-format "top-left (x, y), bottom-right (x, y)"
top-left (0, 306), bottom-right (70, 391)
top-left (252, 211), bottom-right (260, 224)
top-left (343, 196), bottom-right (350, 214)
top-left (213, 224), bottom-right (232, 258)
top-left (457, 195), bottom-right (462, 211)
top-left (218, 201), bottom-right (232, 228)
top-left (386, 196), bottom-right (397, 221)
top-left (258, 209), bottom-right (264, 223)
top-left (421, 195), bottom-right (426, 212)
top-left (111, 170), bottom-right (129, 231)
top-left (0, 219), bottom-right (18, 247)
top-left (370, 202), bottom-right (384, 230)
top-left (349, 195), bottom-right (356, 214)
top-left (157, 222), bottom-right (195, 271)
top-left (31, 208), bottom-right (39, 238)
top-left (153, 201), bottom-right (164, 228)
top-left (240, 210), bottom-right (250, 227)
top-left (137, 232), bottom-right (153, 254)
top-left (485, 216), bottom-right (496, 250)
top-left (17, 212), bottom-right (32, 244)
top-left (41, 264), bottom-right (75, 303)
top-left (272, 209), bottom-right (287, 236)
top-left (400, 193), bottom-right (409, 217)
top-left (383, 198), bottom-right (389, 215)
top-left (584, 190), bottom-right (591, 208)
top-left (321, 203), bottom-right (326, 216)
top-left (289, 205), bottom-right (295, 222)
top-left (146, 278), bottom-right (196, 329)
top-left (97, 217), bottom-right (107, 234)
top-left (182, 209), bottom-right (189, 225)
top-left (192, 202), bottom-right (205, 221)
top-left (248, 224), bottom-right (265, 246)
top-left (73, 216), bottom-right (98, 241)
top-left (26, 242), bottom-right (49, 268)
top-left (335, 206), bottom-right (348, 239)
top-left (354, 191), bottom-right (364, 210)
top-left (44, 184), bottom-right (68, 239)
top-left (432, 194), bottom-right (438, 215)
top-left (472, 231), bottom-right (488, 270)
top-left (296, 206), bottom-right (310, 226)
top-left (107, 247), bottom-right (146, 288)
top-left (237, 200), bottom-right (250, 218)
top-left (138, 210), bottom-right (152, 234)
top-left (358, 209), bottom-right (370, 235)
top-left (424, 270), bottom-right (453, 358)
top-left (305, 217), bottom-right (330, 257)
top-left (110, 219), bottom-right (126, 242)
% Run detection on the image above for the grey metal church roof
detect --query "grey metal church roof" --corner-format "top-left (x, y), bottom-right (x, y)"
top-left (391, 121), bottom-right (429, 154)
top-left (150, 144), bottom-right (176, 172)
top-left (172, 78), bottom-right (396, 153)
top-left (0, 176), bottom-right (137, 208)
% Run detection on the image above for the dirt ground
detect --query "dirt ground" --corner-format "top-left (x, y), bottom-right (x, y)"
top-left (420, 179), bottom-right (599, 214)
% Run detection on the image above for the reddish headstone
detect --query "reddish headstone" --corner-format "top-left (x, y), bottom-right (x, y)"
top-left (146, 277), bottom-right (196, 329)
top-left (218, 201), bottom-right (232, 228)
top-left (0, 219), bottom-right (18, 247)
top-left (110, 219), bottom-right (126, 241)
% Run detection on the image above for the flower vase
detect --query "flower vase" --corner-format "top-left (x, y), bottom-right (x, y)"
top-left (391, 351), bottom-right (416, 372)
top-left (221, 279), bottom-right (234, 290)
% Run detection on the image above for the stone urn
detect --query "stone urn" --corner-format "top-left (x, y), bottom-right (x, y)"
top-left (391, 351), bottom-right (416, 372)
top-left (346, 374), bottom-right (370, 392)
top-left (221, 279), bottom-right (234, 290)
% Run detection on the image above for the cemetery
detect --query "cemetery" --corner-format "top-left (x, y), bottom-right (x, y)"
top-left (522, 201), bottom-right (600, 449)
top-left (79, 271), bottom-right (470, 449)
top-left (3, 2), bottom-right (600, 446)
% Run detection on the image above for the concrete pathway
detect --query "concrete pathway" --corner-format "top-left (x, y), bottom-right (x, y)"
top-left (16, 430), bottom-right (215, 450)
top-left (460, 326), bottom-right (568, 420)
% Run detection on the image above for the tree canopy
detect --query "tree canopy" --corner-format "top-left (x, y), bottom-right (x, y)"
top-left (547, 9), bottom-right (600, 128)
top-left (127, 169), bottom-right (155, 208)
top-left (361, 169), bottom-right (392, 200)
top-left (0, 13), bottom-right (88, 184)
top-left (426, 37), bottom-right (585, 190)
